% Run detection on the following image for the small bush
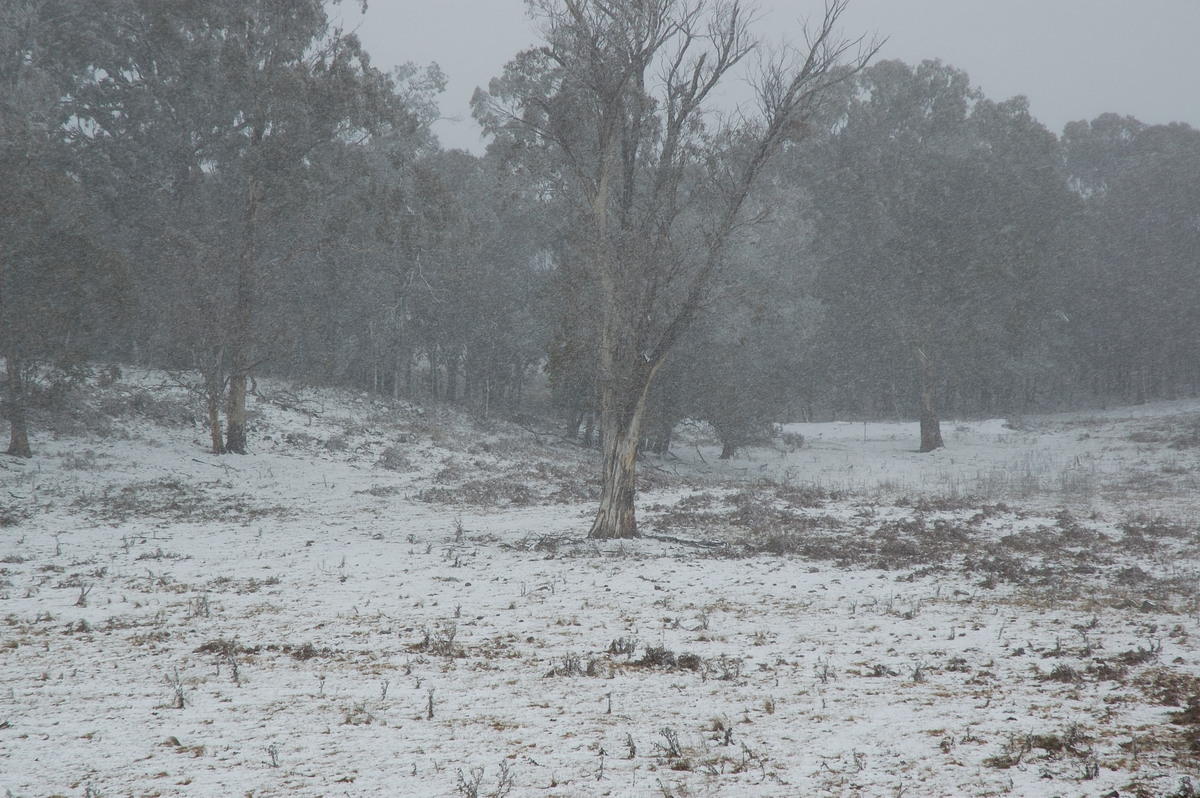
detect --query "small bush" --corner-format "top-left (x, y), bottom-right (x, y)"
top-left (1167, 417), bottom-right (1200, 449)
top-left (375, 445), bottom-right (412, 471)
top-left (638, 646), bottom-right (677, 669)
top-left (418, 477), bottom-right (537, 507)
top-left (0, 503), bottom-right (30, 528)
top-left (545, 653), bottom-right (601, 677)
top-left (778, 431), bottom-right (805, 450)
top-left (1044, 664), bottom-right (1084, 684)
top-left (289, 642), bottom-right (328, 661)
top-left (608, 637), bottom-right (638, 658)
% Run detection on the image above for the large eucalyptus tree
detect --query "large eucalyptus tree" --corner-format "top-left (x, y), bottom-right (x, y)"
top-left (809, 60), bottom-right (1074, 450)
top-left (476, 0), bottom-right (874, 538)
top-left (1061, 116), bottom-right (1200, 402)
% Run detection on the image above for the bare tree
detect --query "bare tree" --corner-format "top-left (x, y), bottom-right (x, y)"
top-left (477, 0), bottom-right (876, 537)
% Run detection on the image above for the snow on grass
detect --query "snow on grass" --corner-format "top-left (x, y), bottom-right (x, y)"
top-left (2, 373), bottom-right (1199, 797)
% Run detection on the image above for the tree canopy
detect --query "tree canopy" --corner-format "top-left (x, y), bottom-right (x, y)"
top-left (1, 0), bottom-right (1196, 505)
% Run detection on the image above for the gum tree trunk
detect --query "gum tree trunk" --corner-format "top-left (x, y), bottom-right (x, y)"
top-left (225, 372), bottom-right (247, 453)
top-left (206, 389), bottom-right (224, 454)
top-left (589, 401), bottom-right (644, 539)
top-left (916, 345), bottom-right (944, 452)
top-left (5, 352), bottom-right (31, 458)
top-left (225, 173), bottom-right (260, 455)
top-left (588, 351), bottom-right (662, 539)
top-left (587, 271), bottom-right (664, 539)
top-left (199, 349), bottom-right (226, 455)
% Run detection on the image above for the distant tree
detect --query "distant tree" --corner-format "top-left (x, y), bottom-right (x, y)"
top-left (666, 323), bottom-right (781, 459)
top-left (659, 213), bottom-right (824, 458)
top-left (401, 149), bottom-right (554, 411)
top-left (0, 165), bottom-right (117, 458)
top-left (0, 0), bottom-right (125, 456)
top-left (476, 0), bottom-right (875, 538)
top-left (264, 89), bottom-right (445, 399)
top-left (544, 241), bottom-right (602, 442)
top-left (808, 60), bottom-right (1073, 449)
top-left (77, 0), bottom-right (434, 453)
top-left (1060, 116), bottom-right (1200, 402)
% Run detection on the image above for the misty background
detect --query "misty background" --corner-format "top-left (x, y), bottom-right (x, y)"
top-left (333, 0), bottom-right (1200, 152)
top-left (3, 0), bottom-right (1198, 462)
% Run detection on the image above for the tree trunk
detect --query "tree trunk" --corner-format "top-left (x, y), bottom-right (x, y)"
top-left (588, 336), bottom-right (663, 539)
top-left (225, 174), bottom-right (260, 455)
top-left (207, 389), bottom-right (224, 455)
top-left (225, 373), bottom-right (247, 453)
top-left (916, 346), bottom-right (944, 453)
top-left (583, 411), bottom-right (595, 447)
top-left (198, 351), bottom-right (226, 455)
top-left (588, 387), bottom-right (649, 539)
top-left (428, 350), bottom-right (439, 398)
top-left (5, 352), bottom-right (32, 458)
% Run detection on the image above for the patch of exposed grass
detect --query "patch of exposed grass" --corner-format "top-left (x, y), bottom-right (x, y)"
top-left (74, 477), bottom-right (291, 524)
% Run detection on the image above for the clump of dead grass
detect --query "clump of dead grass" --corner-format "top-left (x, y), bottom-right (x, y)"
top-left (74, 477), bottom-right (291, 524)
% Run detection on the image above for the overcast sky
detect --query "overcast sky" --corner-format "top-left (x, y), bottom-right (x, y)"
top-left (333, 0), bottom-right (1200, 153)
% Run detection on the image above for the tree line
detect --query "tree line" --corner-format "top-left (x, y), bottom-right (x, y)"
top-left (4, 0), bottom-right (1198, 536)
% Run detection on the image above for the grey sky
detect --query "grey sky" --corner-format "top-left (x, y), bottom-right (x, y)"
top-left (334, 0), bottom-right (1200, 153)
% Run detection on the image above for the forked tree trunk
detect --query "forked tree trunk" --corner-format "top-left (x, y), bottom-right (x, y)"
top-left (5, 352), bottom-right (32, 458)
top-left (916, 346), bottom-right (944, 453)
top-left (589, 401), bottom-right (645, 539)
top-left (588, 342), bottom-right (663, 539)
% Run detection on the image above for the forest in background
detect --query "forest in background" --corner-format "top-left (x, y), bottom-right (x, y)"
top-left (4, 0), bottom-right (1199, 466)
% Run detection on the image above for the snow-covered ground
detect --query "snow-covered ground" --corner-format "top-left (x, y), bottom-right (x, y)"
top-left (2, 372), bottom-right (1199, 797)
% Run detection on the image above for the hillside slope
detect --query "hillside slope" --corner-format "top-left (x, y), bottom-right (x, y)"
top-left (2, 371), bottom-right (1199, 797)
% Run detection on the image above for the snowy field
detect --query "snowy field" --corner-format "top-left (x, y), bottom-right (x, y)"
top-left (2, 372), bottom-right (1199, 797)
